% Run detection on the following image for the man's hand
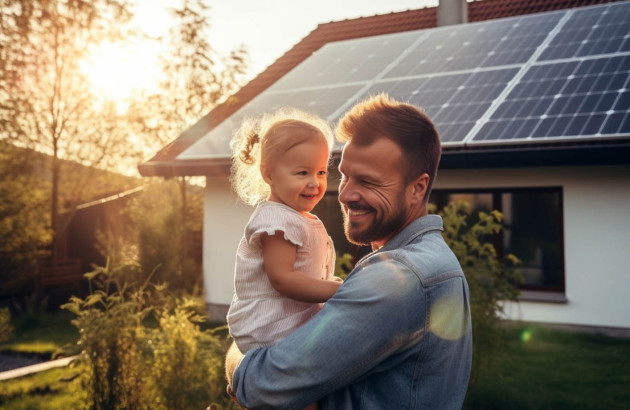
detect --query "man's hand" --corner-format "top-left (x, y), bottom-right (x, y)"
top-left (226, 383), bottom-right (239, 406)
top-left (225, 341), bottom-right (245, 385)
top-left (225, 341), bottom-right (245, 406)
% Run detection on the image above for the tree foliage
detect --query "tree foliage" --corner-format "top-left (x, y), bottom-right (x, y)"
top-left (129, 0), bottom-right (248, 155)
top-left (0, 143), bottom-right (50, 294)
top-left (95, 179), bottom-right (204, 293)
top-left (1, 0), bottom-right (247, 270)
top-left (0, 0), bottom-right (137, 261)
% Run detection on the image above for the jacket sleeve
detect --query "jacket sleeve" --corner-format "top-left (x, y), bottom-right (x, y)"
top-left (232, 254), bottom-right (427, 409)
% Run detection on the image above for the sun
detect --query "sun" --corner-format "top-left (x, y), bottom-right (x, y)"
top-left (80, 39), bottom-right (163, 104)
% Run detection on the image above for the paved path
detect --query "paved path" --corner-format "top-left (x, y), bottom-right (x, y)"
top-left (0, 355), bottom-right (79, 381)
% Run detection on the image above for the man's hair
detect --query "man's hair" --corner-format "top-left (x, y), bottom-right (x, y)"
top-left (336, 93), bottom-right (441, 199)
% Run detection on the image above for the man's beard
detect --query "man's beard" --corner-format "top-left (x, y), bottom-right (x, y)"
top-left (342, 196), bottom-right (408, 246)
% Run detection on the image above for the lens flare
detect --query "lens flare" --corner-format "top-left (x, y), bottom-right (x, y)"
top-left (430, 295), bottom-right (467, 341)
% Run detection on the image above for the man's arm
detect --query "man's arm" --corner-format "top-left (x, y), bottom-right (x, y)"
top-left (231, 258), bottom-right (424, 409)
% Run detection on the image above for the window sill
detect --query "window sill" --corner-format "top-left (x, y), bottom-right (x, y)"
top-left (519, 290), bottom-right (567, 303)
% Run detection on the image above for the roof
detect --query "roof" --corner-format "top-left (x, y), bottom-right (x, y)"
top-left (139, 0), bottom-right (628, 177)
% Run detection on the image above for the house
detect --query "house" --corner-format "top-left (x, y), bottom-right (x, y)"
top-left (139, 0), bottom-right (630, 332)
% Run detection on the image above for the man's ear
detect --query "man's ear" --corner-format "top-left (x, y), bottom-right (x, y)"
top-left (261, 165), bottom-right (272, 185)
top-left (408, 173), bottom-right (429, 205)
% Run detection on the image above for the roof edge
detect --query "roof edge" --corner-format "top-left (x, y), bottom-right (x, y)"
top-left (138, 158), bottom-right (231, 178)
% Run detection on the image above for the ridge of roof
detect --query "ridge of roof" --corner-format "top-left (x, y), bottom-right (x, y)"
top-left (139, 0), bottom-right (622, 177)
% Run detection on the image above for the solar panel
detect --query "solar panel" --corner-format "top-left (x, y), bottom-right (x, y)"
top-left (540, 1), bottom-right (630, 60)
top-left (475, 56), bottom-right (630, 141)
top-left (383, 12), bottom-right (561, 78)
top-left (470, 1), bottom-right (630, 144)
top-left (272, 31), bottom-right (420, 91)
top-left (179, 1), bottom-right (630, 160)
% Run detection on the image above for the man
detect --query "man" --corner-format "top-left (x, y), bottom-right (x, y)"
top-left (226, 93), bottom-right (472, 409)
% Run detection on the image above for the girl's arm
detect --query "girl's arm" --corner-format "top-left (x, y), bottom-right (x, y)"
top-left (261, 232), bottom-right (341, 303)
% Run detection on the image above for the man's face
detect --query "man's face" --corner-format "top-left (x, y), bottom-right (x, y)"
top-left (338, 138), bottom-right (411, 249)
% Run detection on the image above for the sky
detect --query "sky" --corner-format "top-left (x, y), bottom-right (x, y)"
top-left (133, 0), bottom-right (439, 80)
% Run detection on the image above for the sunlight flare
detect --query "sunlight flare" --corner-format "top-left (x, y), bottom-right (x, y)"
top-left (79, 40), bottom-right (163, 103)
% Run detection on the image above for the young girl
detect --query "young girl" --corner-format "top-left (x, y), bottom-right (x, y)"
top-left (226, 107), bottom-right (342, 358)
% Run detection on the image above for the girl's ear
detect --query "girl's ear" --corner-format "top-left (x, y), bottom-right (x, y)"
top-left (261, 165), bottom-right (272, 185)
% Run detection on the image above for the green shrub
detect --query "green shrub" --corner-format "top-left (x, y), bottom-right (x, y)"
top-left (150, 302), bottom-right (230, 409)
top-left (334, 252), bottom-right (354, 280)
top-left (434, 200), bottom-right (522, 385)
top-left (62, 260), bottom-right (232, 409)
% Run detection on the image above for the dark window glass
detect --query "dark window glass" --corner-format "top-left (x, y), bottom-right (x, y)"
top-left (430, 188), bottom-right (565, 292)
top-left (500, 191), bottom-right (564, 290)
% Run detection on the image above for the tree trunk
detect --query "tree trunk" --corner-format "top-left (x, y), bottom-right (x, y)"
top-left (51, 149), bottom-right (60, 262)
top-left (180, 176), bottom-right (188, 276)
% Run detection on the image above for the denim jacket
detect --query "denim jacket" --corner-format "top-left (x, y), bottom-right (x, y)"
top-left (232, 214), bottom-right (473, 409)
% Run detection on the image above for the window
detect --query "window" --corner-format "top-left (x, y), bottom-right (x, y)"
top-left (430, 188), bottom-right (565, 295)
top-left (313, 184), bottom-right (565, 298)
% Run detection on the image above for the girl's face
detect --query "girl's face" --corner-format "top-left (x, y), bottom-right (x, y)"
top-left (263, 135), bottom-right (329, 216)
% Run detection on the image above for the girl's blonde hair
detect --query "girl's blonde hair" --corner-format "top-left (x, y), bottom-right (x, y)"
top-left (230, 107), bottom-right (334, 206)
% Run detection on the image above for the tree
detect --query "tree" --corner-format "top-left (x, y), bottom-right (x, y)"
top-left (128, 0), bottom-right (248, 278)
top-left (130, 0), bottom-right (248, 154)
top-left (0, 0), bottom-right (136, 262)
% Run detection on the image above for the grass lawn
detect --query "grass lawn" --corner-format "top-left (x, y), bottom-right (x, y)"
top-left (0, 311), bottom-right (79, 357)
top-left (0, 365), bottom-right (85, 409)
top-left (465, 324), bottom-right (630, 410)
top-left (1, 316), bottom-right (629, 409)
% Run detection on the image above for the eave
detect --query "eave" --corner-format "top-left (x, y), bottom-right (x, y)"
top-left (138, 137), bottom-right (630, 178)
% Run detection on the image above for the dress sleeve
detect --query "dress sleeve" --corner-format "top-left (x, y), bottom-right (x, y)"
top-left (245, 205), bottom-right (305, 249)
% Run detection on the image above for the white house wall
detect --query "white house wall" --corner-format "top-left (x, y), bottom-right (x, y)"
top-left (436, 164), bottom-right (630, 330)
top-left (203, 176), bottom-right (253, 320)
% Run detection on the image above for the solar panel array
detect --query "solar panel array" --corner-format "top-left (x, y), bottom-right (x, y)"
top-left (179, 1), bottom-right (630, 159)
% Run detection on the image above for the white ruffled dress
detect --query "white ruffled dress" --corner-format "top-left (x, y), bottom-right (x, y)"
top-left (227, 201), bottom-right (335, 352)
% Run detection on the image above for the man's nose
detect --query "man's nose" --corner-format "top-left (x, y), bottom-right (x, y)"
top-left (338, 180), bottom-right (359, 204)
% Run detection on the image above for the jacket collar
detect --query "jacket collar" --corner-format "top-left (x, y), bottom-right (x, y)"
top-left (379, 214), bottom-right (444, 253)
top-left (357, 215), bottom-right (444, 266)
